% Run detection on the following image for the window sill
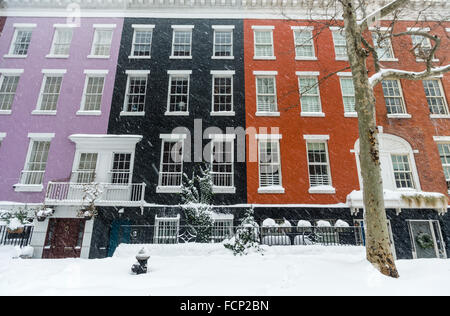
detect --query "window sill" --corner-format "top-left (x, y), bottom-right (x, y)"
top-left (387, 114), bottom-right (411, 119)
top-left (77, 110), bottom-right (101, 116)
top-left (335, 57), bottom-right (348, 61)
top-left (87, 55), bottom-right (110, 59)
top-left (32, 110), bottom-right (57, 116)
top-left (253, 56), bottom-right (276, 60)
top-left (165, 111), bottom-right (189, 116)
top-left (156, 186), bottom-right (182, 194)
top-left (14, 184), bottom-right (43, 192)
top-left (120, 111), bottom-right (145, 117)
top-left (3, 55), bottom-right (27, 59)
top-left (211, 111), bottom-right (235, 116)
top-left (430, 114), bottom-right (450, 119)
top-left (301, 112), bottom-right (325, 117)
top-left (416, 58), bottom-right (439, 63)
top-left (0, 110), bottom-right (12, 115)
top-left (258, 187), bottom-right (285, 194)
top-left (344, 112), bottom-right (358, 117)
top-left (309, 186), bottom-right (336, 194)
top-left (213, 187), bottom-right (236, 194)
top-left (380, 58), bottom-right (399, 62)
top-left (169, 56), bottom-right (192, 59)
top-left (255, 111), bottom-right (280, 117)
top-left (45, 54), bottom-right (69, 59)
top-left (128, 56), bottom-right (151, 59)
top-left (211, 56), bottom-right (234, 60)
top-left (295, 56), bottom-right (317, 61)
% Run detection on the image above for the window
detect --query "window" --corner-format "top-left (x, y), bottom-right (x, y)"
top-left (423, 80), bottom-right (448, 116)
top-left (171, 26), bottom-right (193, 58)
top-left (391, 154), bottom-right (415, 189)
top-left (437, 143), bottom-right (450, 191)
top-left (211, 71), bottom-right (234, 114)
top-left (258, 138), bottom-right (283, 191)
top-left (35, 73), bottom-right (64, 114)
top-left (0, 73), bottom-right (20, 113)
top-left (331, 29), bottom-right (347, 59)
top-left (213, 26), bottom-right (233, 58)
top-left (255, 74), bottom-right (278, 114)
top-left (158, 139), bottom-right (184, 190)
top-left (307, 142), bottom-right (332, 188)
top-left (154, 216), bottom-right (180, 244)
top-left (122, 70), bottom-right (149, 115)
top-left (20, 140), bottom-right (51, 186)
top-left (90, 26), bottom-right (115, 58)
top-left (408, 28), bottom-right (433, 59)
top-left (372, 32), bottom-right (395, 60)
top-left (49, 27), bottom-right (73, 57)
top-left (382, 80), bottom-right (407, 115)
top-left (292, 27), bottom-right (315, 59)
top-left (211, 218), bottom-right (234, 242)
top-left (111, 153), bottom-right (132, 185)
top-left (73, 153), bottom-right (98, 183)
top-left (339, 76), bottom-right (356, 114)
top-left (130, 25), bottom-right (154, 58)
top-left (167, 71), bottom-right (191, 115)
top-left (253, 26), bottom-right (275, 59)
top-left (298, 75), bottom-right (323, 115)
top-left (211, 139), bottom-right (234, 189)
top-left (80, 76), bottom-right (105, 113)
top-left (7, 24), bottom-right (36, 57)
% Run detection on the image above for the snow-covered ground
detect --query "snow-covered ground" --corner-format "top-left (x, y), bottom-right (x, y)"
top-left (1, 244), bottom-right (449, 296)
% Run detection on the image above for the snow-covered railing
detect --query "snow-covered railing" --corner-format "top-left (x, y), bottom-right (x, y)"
top-left (45, 182), bottom-right (146, 206)
top-left (0, 225), bottom-right (34, 248)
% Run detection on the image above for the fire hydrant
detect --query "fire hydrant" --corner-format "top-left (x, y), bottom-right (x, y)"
top-left (131, 248), bottom-right (150, 275)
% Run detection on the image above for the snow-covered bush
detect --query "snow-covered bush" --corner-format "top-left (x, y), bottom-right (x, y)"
top-left (181, 165), bottom-right (214, 243)
top-left (224, 209), bottom-right (263, 256)
top-left (0, 210), bottom-right (31, 232)
top-left (335, 219), bottom-right (350, 228)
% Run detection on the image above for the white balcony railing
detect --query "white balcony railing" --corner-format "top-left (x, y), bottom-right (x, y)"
top-left (45, 182), bottom-right (146, 206)
top-left (19, 170), bottom-right (45, 185)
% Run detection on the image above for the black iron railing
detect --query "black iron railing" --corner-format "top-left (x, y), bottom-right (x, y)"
top-left (0, 225), bottom-right (34, 247)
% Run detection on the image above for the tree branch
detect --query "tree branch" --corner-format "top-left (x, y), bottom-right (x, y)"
top-left (359, 0), bottom-right (410, 32)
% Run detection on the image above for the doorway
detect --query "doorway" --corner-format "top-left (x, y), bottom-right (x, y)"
top-left (42, 218), bottom-right (85, 259)
top-left (408, 220), bottom-right (447, 259)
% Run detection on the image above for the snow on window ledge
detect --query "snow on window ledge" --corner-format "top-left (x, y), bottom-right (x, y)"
top-left (387, 113), bottom-right (412, 119)
top-left (253, 56), bottom-right (276, 60)
top-left (156, 186), bottom-right (182, 194)
top-left (0, 110), bottom-right (12, 115)
top-left (255, 111), bottom-right (280, 117)
top-left (309, 186), bottom-right (336, 194)
top-left (32, 110), bottom-right (57, 116)
top-left (295, 56), bottom-right (318, 61)
top-left (258, 186), bottom-right (285, 194)
top-left (3, 55), bottom-right (28, 59)
top-left (212, 186), bottom-right (236, 194)
top-left (13, 184), bottom-right (43, 193)
top-left (120, 111), bottom-right (145, 117)
top-left (211, 111), bottom-right (235, 117)
top-left (430, 114), bottom-right (450, 119)
top-left (77, 110), bottom-right (101, 116)
top-left (344, 112), bottom-right (358, 118)
top-left (301, 112), bottom-right (325, 117)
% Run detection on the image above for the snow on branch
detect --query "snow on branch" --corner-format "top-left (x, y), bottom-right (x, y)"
top-left (358, 0), bottom-right (410, 32)
top-left (369, 64), bottom-right (450, 87)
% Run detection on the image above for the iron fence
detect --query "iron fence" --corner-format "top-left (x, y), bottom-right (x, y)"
top-left (0, 225), bottom-right (34, 247)
top-left (116, 225), bottom-right (364, 246)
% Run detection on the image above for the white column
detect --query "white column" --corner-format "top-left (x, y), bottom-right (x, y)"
top-left (80, 218), bottom-right (95, 259)
top-left (29, 219), bottom-right (49, 259)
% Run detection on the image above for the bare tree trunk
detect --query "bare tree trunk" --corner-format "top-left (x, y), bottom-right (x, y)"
top-left (342, 0), bottom-right (399, 278)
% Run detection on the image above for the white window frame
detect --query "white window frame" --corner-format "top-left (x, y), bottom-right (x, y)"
top-left (88, 24), bottom-right (116, 59)
top-left (330, 27), bottom-right (348, 61)
top-left (407, 27), bottom-right (438, 63)
top-left (212, 25), bottom-right (234, 60)
top-left (77, 70), bottom-right (108, 116)
top-left (209, 134), bottom-right (236, 194)
top-left (254, 71), bottom-right (279, 116)
top-left (154, 215), bottom-right (180, 244)
top-left (297, 72), bottom-right (324, 117)
top-left (4, 24), bottom-right (36, 59)
top-left (121, 70), bottom-right (150, 117)
top-left (0, 69), bottom-right (23, 115)
top-left (252, 25), bottom-right (275, 60)
top-left (423, 78), bottom-right (449, 119)
top-left (211, 70), bottom-right (235, 116)
top-left (291, 26), bottom-right (316, 60)
top-left (256, 134), bottom-right (284, 194)
top-left (166, 70), bottom-right (191, 116)
top-left (433, 137), bottom-right (450, 194)
top-left (72, 152), bottom-right (99, 184)
top-left (47, 24), bottom-right (76, 59)
top-left (304, 135), bottom-right (335, 194)
top-left (14, 133), bottom-right (55, 192)
top-left (129, 24), bottom-right (155, 59)
top-left (338, 72), bottom-right (357, 117)
top-left (382, 79), bottom-right (411, 118)
top-left (370, 27), bottom-right (397, 61)
top-left (390, 154), bottom-right (416, 190)
top-left (32, 69), bottom-right (66, 116)
top-left (170, 25), bottom-right (194, 59)
top-left (156, 134), bottom-right (186, 193)
top-left (109, 152), bottom-right (134, 186)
